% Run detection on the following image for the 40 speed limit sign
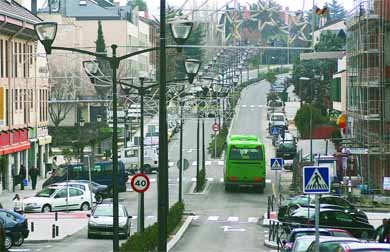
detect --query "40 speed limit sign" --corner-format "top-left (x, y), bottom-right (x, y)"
top-left (130, 173), bottom-right (150, 193)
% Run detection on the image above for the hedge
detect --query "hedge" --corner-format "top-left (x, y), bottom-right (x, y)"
top-left (119, 202), bottom-right (185, 251)
top-left (196, 168), bottom-right (206, 192)
top-left (208, 126), bottom-right (228, 158)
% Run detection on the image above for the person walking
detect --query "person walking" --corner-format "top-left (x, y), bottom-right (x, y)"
top-left (19, 165), bottom-right (26, 190)
top-left (29, 166), bottom-right (39, 190)
top-left (12, 194), bottom-right (24, 215)
top-left (376, 218), bottom-right (387, 243)
top-left (11, 165), bottom-right (17, 193)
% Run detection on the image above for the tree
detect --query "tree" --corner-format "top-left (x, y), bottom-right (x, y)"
top-left (94, 20), bottom-right (111, 100)
top-left (95, 21), bottom-right (106, 56)
top-left (127, 0), bottom-right (147, 11)
top-left (294, 104), bottom-right (328, 138)
top-left (328, 0), bottom-right (346, 21)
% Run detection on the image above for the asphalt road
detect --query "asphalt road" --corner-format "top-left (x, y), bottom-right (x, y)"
top-left (172, 80), bottom-right (276, 252)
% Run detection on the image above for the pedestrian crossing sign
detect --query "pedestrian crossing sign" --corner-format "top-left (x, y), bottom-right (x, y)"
top-left (303, 166), bottom-right (330, 194)
top-left (270, 158), bottom-right (283, 170)
top-left (271, 126), bottom-right (280, 136)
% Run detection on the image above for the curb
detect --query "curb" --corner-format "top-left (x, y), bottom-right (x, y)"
top-left (167, 216), bottom-right (193, 251)
top-left (25, 233), bottom-right (72, 243)
top-left (264, 239), bottom-right (279, 249)
top-left (188, 180), bottom-right (211, 195)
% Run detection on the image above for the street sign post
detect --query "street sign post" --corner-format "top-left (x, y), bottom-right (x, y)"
top-left (303, 166), bottom-right (330, 252)
top-left (270, 158), bottom-right (283, 196)
top-left (131, 173), bottom-right (151, 193)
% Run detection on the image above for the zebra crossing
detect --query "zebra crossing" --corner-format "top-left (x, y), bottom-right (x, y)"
top-left (241, 104), bottom-right (267, 109)
top-left (167, 160), bottom-right (224, 167)
top-left (128, 176), bottom-right (273, 184)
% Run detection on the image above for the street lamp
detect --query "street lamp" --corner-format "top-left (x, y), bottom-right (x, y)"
top-left (35, 8), bottom-right (194, 250)
top-left (185, 59), bottom-right (201, 84)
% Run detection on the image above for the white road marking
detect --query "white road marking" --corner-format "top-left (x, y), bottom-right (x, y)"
top-left (168, 162), bottom-right (174, 167)
top-left (258, 105), bottom-right (264, 108)
top-left (220, 178), bottom-right (224, 182)
top-left (192, 161), bottom-right (197, 166)
top-left (227, 216), bottom-right (239, 222)
top-left (187, 149), bottom-right (193, 153)
top-left (248, 217), bottom-right (259, 223)
top-left (250, 105), bottom-right (255, 108)
top-left (192, 215), bottom-right (200, 220)
top-left (205, 161), bottom-right (212, 166)
top-left (132, 216), bottom-right (138, 219)
top-left (217, 160), bottom-right (224, 166)
top-left (208, 216), bottom-right (219, 221)
top-left (266, 179), bottom-right (272, 184)
top-left (150, 178), bottom-right (157, 183)
top-left (146, 216), bottom-right (155, 219)
top-left (191, 178), bottom-right (197, 182)
top-left (207, 177), bottom-right (214, 182)
top-left (222, 226), bottom-right (246, 232)
top-left (242, 105), bottom-right (247, 108)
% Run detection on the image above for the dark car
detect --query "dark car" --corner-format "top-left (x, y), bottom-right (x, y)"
top-left (281, 228), bottom-right (353, 252)
top-left (66, 180), bottom-right (111, 203)
top-left (276, 142), bottom-right (297, 160)
top-left (285, 208), bottom-right (375, 239)
top-left (0, 209), bottom-right (29, 249)
top-left (278, 195), bottom-right (368, 223)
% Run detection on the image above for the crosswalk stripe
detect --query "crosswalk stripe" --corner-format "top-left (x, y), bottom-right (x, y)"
top-left (150, 178), bottom-right (157, 183)
top-left (192, 215), bottom-right (200, 220)
top-left (191, 178), bottom-right (197, 182)
top-left (208, 216), bottom-right (219, 221)
top-left (218, 161), bottom-right (224, 166)
top-left (250, 105), bottom-right (255, 108)
top-left (205, 161), bottom-right (212, 165)
top-left (192, 161), bottom-right (197, 166)
top-left (207, 177), bottom-right (214, 182)
top-left (132, 216), bottom-right (138, 220)
top-left (168, 162), bottom-right (174, 167)
top-left (266, 179), bottom-right (272, 184)
top-left (242, 105), bottom-right (247, 108)
top-left (227, 216), bottom-right (239, 222)
top-left (220, 178), bottom-right (224, 182)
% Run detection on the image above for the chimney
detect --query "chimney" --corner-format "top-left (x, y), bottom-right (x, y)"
top-left (31, 0), bottom-right (37, 14)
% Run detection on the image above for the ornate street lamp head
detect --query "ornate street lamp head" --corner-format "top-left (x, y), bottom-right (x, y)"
top-left (184, 59), bottom-right (201, 84)
top-left (169, 19), bottom-right (193, 46)
top-left (34, 22), bottom-right (58, 54)
top-left (119, 78), bottom-right (133, 94)
top-left (82, 60), bottom-right (99, 84)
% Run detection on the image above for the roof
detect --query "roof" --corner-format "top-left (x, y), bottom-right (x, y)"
top-left (228, 135), bottom-right (262, 145)
top-left (0, 0), bottom-right (41, 24)
top-left (315, 18), bottom-right (345, 32)
top-left (39, 0), bottom-right (131, 20)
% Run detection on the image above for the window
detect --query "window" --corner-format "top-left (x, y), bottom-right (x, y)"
top-left (5, 41), bottom-right (8, 78)
top-left (69, 188), bottom-right (83, 197)
top-left (55, 189), bottom-right (67, 198)
top-left (331, 78), bottom-right (341, 102)
top-left (14, 42), bottom-right (17, 77)
top-left (5, 89), bottom-right (8, 126)
top-left (335, 212), bottom-right (353, 223)
top-left (29, 45), bottom-right (33, 65)
top-left (19, 42), bottom-right (22, 63)
top-left (0, 39), bottom-right (3, 78)
top-left (15, 89), bottom-right (18, 110)
top-left (70, 184), bottom-right (85, 191)
top-left (229, 146), bottom-right (263, 161)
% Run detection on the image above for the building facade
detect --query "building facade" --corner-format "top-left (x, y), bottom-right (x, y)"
top-left (346, 0), bottom-right (390, 191)
top-left (0, 0), bottom-right (51, 192)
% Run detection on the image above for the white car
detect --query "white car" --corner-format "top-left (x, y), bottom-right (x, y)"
top-left (24, 185), bottom-right (93, 213)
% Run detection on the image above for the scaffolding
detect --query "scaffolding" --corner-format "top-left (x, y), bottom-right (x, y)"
top-left (346, 0), bottom-right (390, 192)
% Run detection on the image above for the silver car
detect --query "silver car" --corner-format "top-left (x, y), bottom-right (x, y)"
top-left (87, 203), bottom-right (132, 239)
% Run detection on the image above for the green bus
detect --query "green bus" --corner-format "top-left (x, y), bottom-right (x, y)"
top-left (224, 135), bottom-right (266, 192)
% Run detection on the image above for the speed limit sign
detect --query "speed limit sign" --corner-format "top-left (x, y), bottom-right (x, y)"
top-left (130, 173), bottom-right (150, 193)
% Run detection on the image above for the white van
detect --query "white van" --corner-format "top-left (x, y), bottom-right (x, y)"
top-left (118, 145), bottom-right (159, 174)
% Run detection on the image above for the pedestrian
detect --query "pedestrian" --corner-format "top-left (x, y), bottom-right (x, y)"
top-left (19, 165), bottom-right (26, 190)
top-left (377, 218), bottom-right (387, 243)
top-left (11, 165), bottom-right (17, 193)
top-left (12, 194), bottom-right (24, 215)
top-left (29, 166), bottom-right (39, 190)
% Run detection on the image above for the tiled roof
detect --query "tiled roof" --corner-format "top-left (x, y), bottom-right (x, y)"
top-left (0, 0), bottom-right (41, 23)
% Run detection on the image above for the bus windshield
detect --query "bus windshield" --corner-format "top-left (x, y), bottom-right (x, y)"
top-left (229, 146), bottom-right (263, 161)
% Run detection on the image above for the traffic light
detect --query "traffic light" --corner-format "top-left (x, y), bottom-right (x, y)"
top-left (315, 6), bottom-right (328, 16)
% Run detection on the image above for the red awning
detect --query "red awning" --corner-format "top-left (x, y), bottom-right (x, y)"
top-left (0, 142), bottom-right (31, 155)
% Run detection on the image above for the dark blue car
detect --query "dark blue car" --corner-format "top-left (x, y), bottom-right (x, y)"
top-left (0, 209), bottom-right (29, 249)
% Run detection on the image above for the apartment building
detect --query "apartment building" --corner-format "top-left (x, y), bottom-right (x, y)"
top-left (38, 0), bottom-right (153, 126)
top-left (346, 0), bottom-right (390, 191)
top-left (0, 0), bottom-right (51, 192)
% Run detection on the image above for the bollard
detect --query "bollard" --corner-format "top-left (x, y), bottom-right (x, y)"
top-left (52, 224), bottom-right (55, 238)
top-left (55, 225), bottom-right (59, 237)
top-left (30, 222), bottom-right (34, 232)
top-left (267, 196), bottom-right (270, 219)
top-left (55, 212), bottom-right (58, 221)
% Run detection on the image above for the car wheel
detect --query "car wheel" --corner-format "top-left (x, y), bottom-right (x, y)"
top-left (42, 204), bottom-right (51, 213)
top-left (13, 233), bottom-right (24, 246)
top-left (81, 202), bottom-right (90, 211)
top-left (4, 235), bottom-right (12, 249)
top-left (287, 204), bottom-right (299, 216)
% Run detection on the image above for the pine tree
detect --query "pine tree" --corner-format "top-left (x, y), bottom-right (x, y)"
top-left (328, 0), bottom-right (346, 20)
top-left (95, 20), bottom-right (107, 56)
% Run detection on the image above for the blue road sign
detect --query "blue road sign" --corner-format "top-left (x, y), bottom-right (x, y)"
top-left (303, 166), bottom-right (330, 194)
top-left (270, 158), bottom-right (283, 170)
top-left (271, 126), bottom-right (279, 136)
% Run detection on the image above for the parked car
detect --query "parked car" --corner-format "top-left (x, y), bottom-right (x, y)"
top-left (306, 237), bottom-right (360, 252)
top-left (285, 208), bottom-right (374, 239)
top-left (276, 142), bottom-right (297, 161)
top-left (50, 180), bottom-right (107, 203)
top-left (267, 100), bottom-right (284, 120)
top-left (0, 209), bottom-right (29, 249)
top-left (275, 132), bottom-right (296, 147)
top-left (278, 195), bottom-right (368, 223)
top-left (87, 203), bottom-right (132, 239)
top-left (24, 185), bottom-right (93, 212)
top-left (269, 112), bottom-right (288, 134)
top-left (336, 242), bottom-right (390, 251)
top-left (281, 228), bottom-right (353, 252)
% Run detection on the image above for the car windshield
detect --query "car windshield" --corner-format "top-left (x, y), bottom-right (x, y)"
top-left (269, 101), bottom-right (283, 107)
top-left (293, 208), bottom-right (315, 219)
top-left (36, 187), bottom-right (56, 197)
top-left (271, 115), bottom-right (284, 121)
top-left (293, 239), bottom-right (314, 252)
top-left (93, 205), bottom-right (126, 217)
top-left (278, 143), bottom-right (296, 151)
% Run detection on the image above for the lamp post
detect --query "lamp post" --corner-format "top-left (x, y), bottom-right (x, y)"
top-left (299, 76), bottom-right (312, 162)
top-left (35, 14), bottom-right (194, 251)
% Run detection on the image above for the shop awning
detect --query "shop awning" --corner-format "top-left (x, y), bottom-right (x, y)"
top-left (0, 142), bottom-right (31, 155)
